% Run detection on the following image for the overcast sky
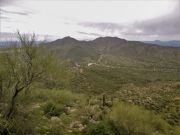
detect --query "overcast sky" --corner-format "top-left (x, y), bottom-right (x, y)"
top-left (0, 0), bottom-right (180, 41)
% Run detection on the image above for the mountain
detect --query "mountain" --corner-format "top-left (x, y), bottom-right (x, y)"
top-left (0, 40), bottom-right (48, 47)
top-left (143, 40), bottom-right (180, 47)
top-left (0, 41), bottom-right (18, 47)
top-left (44, 36), bottom-right (180, 68)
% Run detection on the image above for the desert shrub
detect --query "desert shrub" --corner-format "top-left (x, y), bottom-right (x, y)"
top-left (0, 111), bottom-right (42, 135)
top-left (173, 127), bottom-right (180, 135)
top-left (84, 121), bottom-right (114, 135)
top-left (59, 113), bottom-right (71, 124)
top-left (0, 117), bottom-right (9, 135)
top-left (110, 102), bottom-right (171, 135)
top-left (36, 118), bottom-right (63, 135)
top-left (32, 89), bottom-right (86, 107)
top-left (43, 101), bottom-right (64, 117)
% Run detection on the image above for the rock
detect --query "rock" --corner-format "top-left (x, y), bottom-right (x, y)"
top-left (32, 103), bottom-right (41, 109)
top-left (68, 130), bottom-right (72, 133)
top-left (174, 97), bottom-right (180, 101)
top-left (70, 121), bottom-right (82, 128)
top-left (64, 106), bottom-right (71, 115)
top-left (80, 68), bottom-right (84, 73)
top-left (70, 121), bottom-right (86, 131)
top-left (89, 119), bottom-right (98, 124)
top-left (147, 97), bottom-right (152, 100)
top-left (50, 116), bottom-right (61, 122)
top-left (79, 124), bottom-right (86, 131)
top-left (70, 108), bottom-right (77, 113)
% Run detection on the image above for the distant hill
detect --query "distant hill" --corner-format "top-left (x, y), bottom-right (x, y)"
top-left (0, 40), bottom-right (47, 47)
top-left (44, 36), bottom-right (180, 69)
top-left (0, 41), bottom-right (18, 47)
top-left (143, 40), bottom-right (180, 47)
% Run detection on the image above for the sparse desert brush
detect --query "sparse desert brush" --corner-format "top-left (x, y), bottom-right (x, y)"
top-left (173, 127), bottom-right (180, 135)
top-left (32, 89), bottom-right (86, 106)
top-left (42, 101), bottom-right (64, 117)
top-left (110, 102), bottom-right (171, 135)
top-left (84, 121), bottom-right (115, 135)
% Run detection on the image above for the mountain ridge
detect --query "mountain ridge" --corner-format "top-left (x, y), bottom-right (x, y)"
top-left (48, 36), bottom-right (180, 48)
top-left (143, 40), bottom-right (180, 47)
top-left (44, 36), bottom-right (180, 69)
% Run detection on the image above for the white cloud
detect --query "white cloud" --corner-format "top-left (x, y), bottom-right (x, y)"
top-left (0, 0), bottom-right (179, 40)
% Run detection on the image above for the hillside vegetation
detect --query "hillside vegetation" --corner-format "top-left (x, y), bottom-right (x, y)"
top-left (0, 35), bottom-right (180, 135)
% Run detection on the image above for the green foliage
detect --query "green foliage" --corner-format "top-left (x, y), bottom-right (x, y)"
top-left (84, 121), bottom-right (114, 135)
top-left (110, 102), bottom-right (171, 135)
top-left (173, 127), bottom-right (180, 135)
top-left (0, 110), bottom-right (42, 135)
top-left (71, 65), bottom-right (180, 95)
top-left (0, 32), bottom-right (59, 118)
top-left (43, 101), bottom-right (64, 117)
top-left (37, 119), bottom-right (63, 135)
top-left (0, 117), bottom-right (9, 135)
top-left (32, 89), bottom-right (86, 106)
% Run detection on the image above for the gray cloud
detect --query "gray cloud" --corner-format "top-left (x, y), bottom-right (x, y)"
top-left (0, 0), bottom-right (17, 6)
top-left (79, 1), bottom-right (180, 40)
top-left (77, 31), bottom-right (103, 37)
top-left (79, 22), bottom-right (124, 33)
top-left (0, 15), bottom-right (10, 20)
top-left (133, 5), bottom-right (180, 36)
top-left (0, 9), bottom-right (30, 16)
top-left (0, 32), bottom-right (60, 41)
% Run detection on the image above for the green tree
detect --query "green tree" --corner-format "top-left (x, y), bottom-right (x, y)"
top-left (0, 32), bottom-right (50, 119)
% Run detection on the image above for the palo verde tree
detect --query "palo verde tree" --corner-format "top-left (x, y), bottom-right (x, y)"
top-left (0, 32), bottom-right (51, 119)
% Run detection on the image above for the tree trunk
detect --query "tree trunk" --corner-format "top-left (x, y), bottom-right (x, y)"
top-left (0, 77), bottom-right (3, 102)
top-left (102, 94), bottom-right (106, 107)
top-left (5, 89), bottom-right (19, 119)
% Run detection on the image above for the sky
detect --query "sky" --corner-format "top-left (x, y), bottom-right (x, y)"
top-left (0, 0), bottom-right (180, 41)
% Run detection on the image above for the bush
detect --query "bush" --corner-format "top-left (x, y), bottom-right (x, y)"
top-left (0, 118), bottom-right (9, 135)
top-left (0, 112), bottom-right (41, 135)
top-left (32, 89), bottom-right (86, 107)
top-left (173, 127), bottom-right (180, 135)
top-left (43, 102), bottom-right (64, 117)
top-left (37, 120), bottom-right (63, 135)
top-left (84, 121), bottom-right (114, 135)
top-left (110, 102), bottom-right (171, 135)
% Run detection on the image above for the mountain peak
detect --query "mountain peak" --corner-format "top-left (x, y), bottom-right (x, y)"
top-left (51, 36), bottom-right (78, 44)
top-left (93, 36), bottom-right (127, 43)
top-left (61, 36), bottom-right (77, 41)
